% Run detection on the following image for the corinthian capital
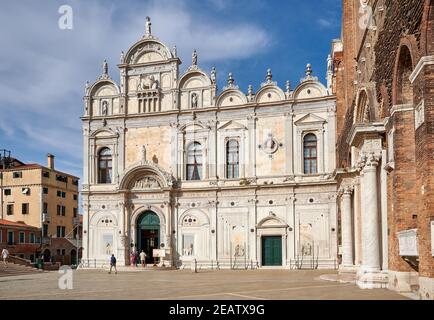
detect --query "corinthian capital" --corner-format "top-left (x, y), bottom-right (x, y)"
top-left (365, 152), bottom-right (380, 167)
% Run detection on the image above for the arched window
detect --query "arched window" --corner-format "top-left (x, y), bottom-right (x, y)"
top-left (226, 140), bottom-right (239, 179)
top-left (186, 142), bottom-right (202, 181)
top-left (98, 148), bottom-right (112, 184)
top-left (303, 134), bottom-right (317, 174)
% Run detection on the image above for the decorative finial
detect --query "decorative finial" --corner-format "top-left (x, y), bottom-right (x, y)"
top-left (85, 81), bottom-right (89, 93)
top-left (227, 73), bottom-right (234, 86)
top-left (172, 45), bottom-right (177, 58)
top-left (192, 50), bottom-right (198, 66)
top-left (285, 80), bottom-right (291, 93)
top-left (306, 63), bottom-right (312, 77)
top-left (145, 16), bottom-right (152, 37)
top-left (120, 51), bottom-right (125, 63)
top-left (247, 85), bottom-right (254, 102)
top-left (211, 67), bottom-right (217, 84)
top-left (266, 68), bottom-right (272, 82)
top-left (103, 59), bottom-right (108, 75)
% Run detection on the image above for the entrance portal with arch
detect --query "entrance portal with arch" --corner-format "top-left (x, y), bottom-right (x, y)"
top-left (136, 211), bottom-right (160, 264)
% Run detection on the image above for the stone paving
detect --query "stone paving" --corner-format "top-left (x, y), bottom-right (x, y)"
top-left (0, 268), bottom-right (409, 300)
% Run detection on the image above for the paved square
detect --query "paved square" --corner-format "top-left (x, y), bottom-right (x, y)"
top-left (0, 268), bottom-right (408, 300)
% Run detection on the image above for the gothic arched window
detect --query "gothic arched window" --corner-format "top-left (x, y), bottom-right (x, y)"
top-left (186, 142), bottom-right (202, 181)
top-left (98, 148), bottom-right (112, 184)
top-left (303, 134), bottom-right (317, 174)
top-left (226, 139), bottom-right (239, 179)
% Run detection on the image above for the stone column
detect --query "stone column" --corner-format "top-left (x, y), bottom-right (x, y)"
top-left (341, 186), bottom-right (354, 267)
top-left (357, 153), bottom-right (387, 288)
top-left (361, 154), bottom-right (380, 272)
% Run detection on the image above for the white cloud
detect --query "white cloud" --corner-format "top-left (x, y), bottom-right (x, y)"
top-left (0, 0), bottom-right (271, 178)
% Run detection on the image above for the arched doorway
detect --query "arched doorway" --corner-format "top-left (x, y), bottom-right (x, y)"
top-left (42, 249), bottom-right (51, 262)
top-left (137, 211), bottom-right (160, 264)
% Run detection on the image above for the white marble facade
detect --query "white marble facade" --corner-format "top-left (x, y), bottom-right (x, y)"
top-left (81, 18), bottom-right (338, 268)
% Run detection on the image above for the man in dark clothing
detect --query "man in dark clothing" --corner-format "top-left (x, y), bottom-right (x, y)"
top-left (109, 254), bottom-right (117, 274)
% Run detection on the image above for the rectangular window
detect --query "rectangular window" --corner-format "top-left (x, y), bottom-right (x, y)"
top-left (42, 171), bottom-right (50, 178)
top-left (43, 202), bottom-right (48, 213)
top-left (43, 187), bottom-right (48, 194)
top-left (73, 208), bottom-right (77, 218)
top-left (56, 175), bottom-right (67, 183)
top-left (57, 205), bottom-right (61, 216)
top-left (73, 194), bottom-right (78, 201)
top-left (4, 189), bottom-right (11, 196)
top-left (0, 230), bottom-right (2, 243)
top-left (62, 192), bottom-right (66, 198)
top-left (29, 233), bottom-right (35, 244)
top-left (13, 171), bottom-right (22, 178)
top-left (72, 179), bottom-right (79, 186)
top-left (22, 203), bottom-right (29, 215)
top-left (19, 232), bottom-right (25, 244)
top-left (7, 204), bottom-right (13, 215)
top-left (57, 190), bottom-right (61, 197)
top-left (7, 231), bottom-right (14, 245)
top-left (56, 226), bottom-right (66, 238)
top-left (43, 224), bottom-right (48, 237)
top-left (62, 206), bottom-right (66, 216)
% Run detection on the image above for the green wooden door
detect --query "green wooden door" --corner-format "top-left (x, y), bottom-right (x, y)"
top-left (137, 211), bottom-right (160, 263)
top-left (262, 236), bottom-right (282, 266)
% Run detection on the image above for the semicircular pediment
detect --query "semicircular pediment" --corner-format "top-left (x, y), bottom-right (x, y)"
top-left (125, 39), bottom-right (172, 65)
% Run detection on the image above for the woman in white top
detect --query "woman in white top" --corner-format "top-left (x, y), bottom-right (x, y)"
top-left (2, 248), bottom-right (9, 266)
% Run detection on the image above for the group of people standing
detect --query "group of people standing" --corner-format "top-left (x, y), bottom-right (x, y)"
top-left (130, 250), bottom-right (147, 267)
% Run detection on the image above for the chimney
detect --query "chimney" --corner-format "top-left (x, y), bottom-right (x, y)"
top-left (47, 153), bottom-right (55, 170)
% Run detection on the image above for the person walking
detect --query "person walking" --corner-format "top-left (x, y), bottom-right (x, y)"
top-left (108, 254), bottom-right (117, 274)
top-left (2, 248), bottom-right (9, 268)
top-left (140, 250), bottom-right (146, 267)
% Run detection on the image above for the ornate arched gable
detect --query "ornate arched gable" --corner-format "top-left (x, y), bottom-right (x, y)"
top-left (88, 79), bottom-right (120, 97)
top-left (178, 69), bottom-right (211, 90)
top-left (216, 89), bottom-right (248, 107)
top-left (124, 38), bottom-right (174, 65)
top-left (255, 84), bottom-right (286, 104)
top-left (119, 163), bottom-right (174, 190)
top-left (293, 80), bottom-right (328, 100)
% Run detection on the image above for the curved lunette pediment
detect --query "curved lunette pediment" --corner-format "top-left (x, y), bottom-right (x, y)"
top-left (216, 88), bottom-right (248, 107)
top-left (88, 79), bottom-right (120, 97)
top-left (293, 80), bottom-right (328, 100)
top-left (255, 84), bottom-right (286, 104)
top-left (256, 214), bottom-right (289, 228)
top-left (119, 162), bottom-right (175, 190)
top-left (90, 127), bottom-right (119, 138)
top-left (178, 68), bottom-right (212, 90)
top-left (124, 38), bottom-right (174, 65)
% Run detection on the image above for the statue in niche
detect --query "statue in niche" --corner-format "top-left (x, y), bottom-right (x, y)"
top-left (191, 93), bottom-right (198, 109)
top-left (172, 45), bottom-right (177, 58)
top-left (102, 101), bottom-right (108, 116)
top-left (363, 105), bottom-right (370, 123)
top-left (106, 242), bottom-right (112, 255)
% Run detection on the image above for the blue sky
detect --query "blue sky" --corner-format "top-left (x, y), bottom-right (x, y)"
top-left (0, 0), bottom-right (341, 180)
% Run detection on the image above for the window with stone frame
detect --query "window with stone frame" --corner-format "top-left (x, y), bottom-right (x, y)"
top-left (186, 142), bottom-right (202, 181)
top-left (98, 147), bottom-right (112, 184)
top-left (415, 100), bottom-right (425, 129)
top-left (226, 139), bottom-right (239, 179)
top-left (303, 133), bottom-right (318, 174)
top-left (6, 204), bottom-right (13, 215)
